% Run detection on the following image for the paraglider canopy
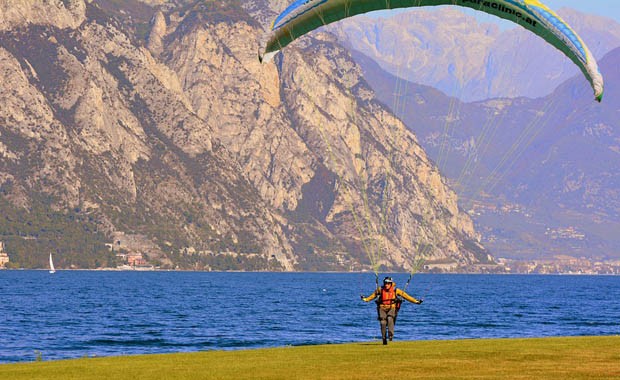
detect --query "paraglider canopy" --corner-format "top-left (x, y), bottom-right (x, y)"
top-left (259, 0), bottom-right (604, 102)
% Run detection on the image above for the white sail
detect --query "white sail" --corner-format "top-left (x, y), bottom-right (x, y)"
top-left (49, 253), bottom-right (56, 274)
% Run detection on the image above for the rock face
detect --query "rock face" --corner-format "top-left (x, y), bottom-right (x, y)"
top-left (146, 11), bottom-right (166, 55)
top-left (0, 0), bottom-right (490, 270)
top-left (0, 0), bottom-right (86, 31)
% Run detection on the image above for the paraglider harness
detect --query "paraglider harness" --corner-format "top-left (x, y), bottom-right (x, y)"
top-left (374, 273), bottom-right (414, 321)
top-left (375, 278), bottom-right (403, 324)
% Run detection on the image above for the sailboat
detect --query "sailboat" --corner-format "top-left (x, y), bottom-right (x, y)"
top-left (49, 253), bottom-right (56, 274)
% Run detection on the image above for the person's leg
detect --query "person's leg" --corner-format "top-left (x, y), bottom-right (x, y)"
top-left (380, 318), bottom-right (387, 344)
top-left (387, 308), bottom-right (396, 341)
top-left (387, 316), bottom-right (394, 341)
top-left (379, 308), bottom-right (388, 345)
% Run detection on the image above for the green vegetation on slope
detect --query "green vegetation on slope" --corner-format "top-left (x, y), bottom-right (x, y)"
top-left (1, 336), bottom-right (619, 379)
top-left (0, 198), bottom-right (114, 269)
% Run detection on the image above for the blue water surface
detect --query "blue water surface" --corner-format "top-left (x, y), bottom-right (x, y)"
top-left (0, 271), bottom-right (618, 362)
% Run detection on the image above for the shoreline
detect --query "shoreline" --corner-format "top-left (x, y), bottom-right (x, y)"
top-left (2, 268), bottom-right (619, 276)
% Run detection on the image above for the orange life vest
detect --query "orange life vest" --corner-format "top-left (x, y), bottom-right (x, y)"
top-left (380, 286), bottom-right (397, 306)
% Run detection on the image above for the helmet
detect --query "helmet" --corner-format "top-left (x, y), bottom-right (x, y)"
top-left (383, 276), bottom-right (394, 285)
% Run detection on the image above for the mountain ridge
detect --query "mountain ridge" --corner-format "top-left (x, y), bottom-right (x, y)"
top-left (0, 0), bottom-right (490, 271)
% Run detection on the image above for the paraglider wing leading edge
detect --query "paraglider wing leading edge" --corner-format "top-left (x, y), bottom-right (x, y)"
top-left (259, 0), bottom-right (604, 102)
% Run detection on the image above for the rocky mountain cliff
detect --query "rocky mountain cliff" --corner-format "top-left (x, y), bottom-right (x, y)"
top-left (0, 0), bottom-right (490, 270)
top-left (328, 7), bottom-right (620, 101)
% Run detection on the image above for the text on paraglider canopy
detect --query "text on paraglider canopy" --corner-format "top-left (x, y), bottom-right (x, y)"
top-left (460, 0), bottom-right (538, 27)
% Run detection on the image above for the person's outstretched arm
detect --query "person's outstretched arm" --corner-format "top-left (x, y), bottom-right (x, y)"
top-left (361, 288), bottom-right (380, 302)
top-left (396, 288), bottom-right (422, 304)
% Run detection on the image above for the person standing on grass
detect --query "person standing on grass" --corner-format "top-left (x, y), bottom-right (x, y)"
top-left (361, 276), bottom-right (422, 345)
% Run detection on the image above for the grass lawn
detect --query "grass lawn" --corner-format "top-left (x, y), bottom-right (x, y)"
top-left (1, 336), bottom-right (619, 379)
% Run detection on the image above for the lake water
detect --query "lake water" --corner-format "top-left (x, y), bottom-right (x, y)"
top-left (1, 271), bottom-right (619, 363)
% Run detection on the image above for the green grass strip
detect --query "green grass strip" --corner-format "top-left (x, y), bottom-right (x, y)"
top-left (2, 336), bottom-right (619, 379)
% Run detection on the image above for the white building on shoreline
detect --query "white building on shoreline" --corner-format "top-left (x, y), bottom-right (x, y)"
top-left (0, 241), bottom-right (9, 268)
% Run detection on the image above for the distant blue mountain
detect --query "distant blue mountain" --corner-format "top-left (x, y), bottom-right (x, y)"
top-left (355, 45), bottom-right (620, 260)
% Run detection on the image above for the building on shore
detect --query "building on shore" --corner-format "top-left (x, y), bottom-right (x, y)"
top-left (0, 241), bottom-right (9, 268)
top-left (126, 252), bottom-right (147, 267)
